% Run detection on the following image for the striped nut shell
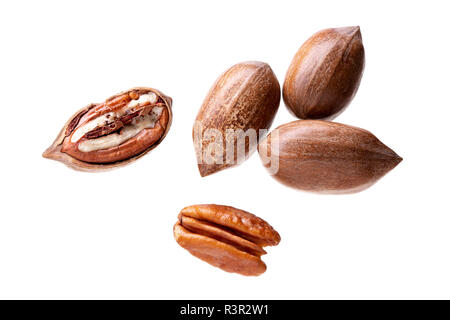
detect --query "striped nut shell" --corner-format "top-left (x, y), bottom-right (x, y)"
top-left (174, 204), bottom-right (280, 276)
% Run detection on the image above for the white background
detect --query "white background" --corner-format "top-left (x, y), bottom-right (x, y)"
top-left (1, 0), bottom-right (449, 299)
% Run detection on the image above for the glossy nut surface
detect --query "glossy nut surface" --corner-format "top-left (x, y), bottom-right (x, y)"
top-left (258, 120), bottom-right (402, 194)
top-left (174, 204), bottom-right (280, 276)
top-left (283, 26), bottom-right (365, 120)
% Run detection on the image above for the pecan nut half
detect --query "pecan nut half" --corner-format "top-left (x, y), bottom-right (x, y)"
top-left (173, 204), bottom-right (280, 276)
top-left (43, 87), bottom-right (172, 171)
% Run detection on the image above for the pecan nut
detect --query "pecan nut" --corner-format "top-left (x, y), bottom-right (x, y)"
top-left (173, 204), bottom-right (280, 276)
top-left (43, 87), bottom-right (172, 171)
top-left (258, 120), bottom-right (402, 194)
top-left (283, 26), bottom-right (365, 120)
top-left (194, 61), bottom-right (280, 177)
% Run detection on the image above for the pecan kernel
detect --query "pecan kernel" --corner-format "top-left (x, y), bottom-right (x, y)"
top-left (174, 204), bottom-right (280, 276)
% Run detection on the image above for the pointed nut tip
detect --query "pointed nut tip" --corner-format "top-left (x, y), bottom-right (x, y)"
top-left (42, 148), bottom-right (53, 159)
top-left (197, 165), bottom-right (209, 177)
top-left (336, 25), bottom-right (361, 37)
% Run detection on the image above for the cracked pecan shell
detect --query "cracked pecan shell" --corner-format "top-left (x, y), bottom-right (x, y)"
top-left (43, 87), bottom-right (172, 171)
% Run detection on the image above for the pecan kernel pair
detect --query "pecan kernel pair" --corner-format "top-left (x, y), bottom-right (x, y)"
top-left (174, 204), bottom-right (280, 276)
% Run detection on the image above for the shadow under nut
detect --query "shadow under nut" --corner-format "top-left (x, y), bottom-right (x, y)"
top-left (174, 204), bottom-right (280, 276)
top-left (283, 26), bottom-right (365, 120)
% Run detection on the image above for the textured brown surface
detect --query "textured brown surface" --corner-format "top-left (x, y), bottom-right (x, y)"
top-left (180, 216), bottom-right (267, 256)
top-left (283, 26), bottom-right (365, 120)
top-left (174, 204), bottom-right (280, 276)
top-left (194, 61), bottom-right (280, 177)
top-left (42, 87), bottom-right (172, 172)
top-left (258, 120), bottom-right (402, 194)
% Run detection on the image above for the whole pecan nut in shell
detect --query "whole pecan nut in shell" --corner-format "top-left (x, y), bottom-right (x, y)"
top-left (283, 26), bottom-right (365, 120)
top-left (258, 120), bottom-right (402, 194)
top-left (194, 61), bottom-right (280, 177)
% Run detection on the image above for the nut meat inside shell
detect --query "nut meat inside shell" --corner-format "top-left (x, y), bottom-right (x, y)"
top-left (43, 87), bottom-right (172, 171)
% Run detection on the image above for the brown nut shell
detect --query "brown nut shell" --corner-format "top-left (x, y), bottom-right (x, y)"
top-left (283, 26), bottom-right (365, 120)
top-left (174, 204), bottom-right (280, 276)
top-left (194, 61), bottom-right (280, 177)
top-left (43, 87), bottom-right (172, 172)
top-left (258, 120), bottom-right (402, 194)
